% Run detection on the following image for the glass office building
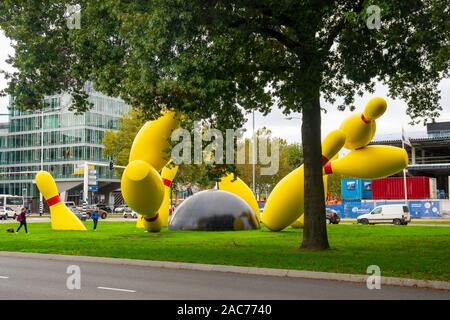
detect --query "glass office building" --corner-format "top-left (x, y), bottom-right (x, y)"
top-left (0, 87), bottom-right (130, 208)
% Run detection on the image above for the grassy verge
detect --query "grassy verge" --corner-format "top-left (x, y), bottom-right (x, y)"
top-left (1, 221), bottom-right (449, 281)
top-left (410, 220), bottom-right (450, 225)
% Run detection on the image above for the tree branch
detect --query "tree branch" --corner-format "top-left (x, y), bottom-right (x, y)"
top-left (321, 0), bottom-right (366, 53)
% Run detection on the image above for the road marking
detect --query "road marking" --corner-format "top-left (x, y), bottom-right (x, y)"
top-left (97, 286), bottom-right (136, 293)
top-left (0, 276), bottom-right (9, 279)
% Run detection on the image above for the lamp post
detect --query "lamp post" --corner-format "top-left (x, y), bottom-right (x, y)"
top-left (39, 109), bottom-right (44, 216)
top-left (252, 111), bottom-right (256, 196)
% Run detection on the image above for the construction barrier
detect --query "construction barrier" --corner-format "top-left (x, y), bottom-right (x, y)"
top-left (326, 199), bottom-right (450, 219)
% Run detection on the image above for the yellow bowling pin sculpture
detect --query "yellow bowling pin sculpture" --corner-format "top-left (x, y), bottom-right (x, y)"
top-left (339, 97), bottom-right (387, 150)
top-left (136, 214), bottom-right (145, 229)
top-left (262, 129), bottom-right (346, 231)
top-left (129, 110), bottom-right (179, 172)
top-left (291, 214), bottom-right (304, 229)
top-left (159, 162), bottom-right (179, 227)
top-left (136, 213), bottom-right (163, 231)
top-left (122, 110), bottom-right (179, 232)
top-left (122, 160), bottom-right (164, 216)
top-left (218, 173), bottom-right (261, 223)
top-left (35, 171), bottom-right (86, 231)
top-left (290, 174), bottom-right (328, 229)
top-left (324, 145), bottom-right (408, 179)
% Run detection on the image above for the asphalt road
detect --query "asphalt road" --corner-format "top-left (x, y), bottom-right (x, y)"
top-left (0, 255), bottom-right (449, 300)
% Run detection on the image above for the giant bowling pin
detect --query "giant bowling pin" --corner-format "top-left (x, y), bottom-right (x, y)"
top-left (136, 161), bottom-right (178, 229)
top-left (129, 111), bottom-right (179, 172)
top-left (324, 145), bottom-right (408, 179)
top-left (339, 97), bottom-right (387, 150)
top-left (35, 171), bottom-right (87, 231)
top-left (262, 129), bottom-right (346, 231)
top-left (122, 110), bottom-right (179, 232)
top-left (290, 174), bottom-right (328, 229)
top-left (122, 160), bottom-right (164, 232)
top-left (136, 214), bottom-right (163, 231)
top-left (159, 162), bottom-right (179, 227)
top-left (122, 160), bottom-right (164, 216)
top-left (218, 173), bottom-right (261, 224)
top-left (291, 151), bottom-right (339, 229)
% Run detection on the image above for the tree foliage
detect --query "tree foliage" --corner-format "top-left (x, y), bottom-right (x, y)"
top-left (1, 1), bottom-right (447, 119)
top-left (236, 128), bottom-right (303, 199)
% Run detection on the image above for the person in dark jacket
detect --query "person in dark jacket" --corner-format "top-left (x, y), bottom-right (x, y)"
top-left (91, 210), bottom-right (99, 231)
top-left (16, 207), bottom-right (28, 234)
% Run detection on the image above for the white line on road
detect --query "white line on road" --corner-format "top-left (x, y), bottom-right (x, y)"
top-left (0, 276), bottom-right (9, 279)
top-left (97, 286), bottom-right (136, 293)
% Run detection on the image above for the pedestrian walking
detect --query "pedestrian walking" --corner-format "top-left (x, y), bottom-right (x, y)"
top-left (91, 209), bottom-right (99, 231)
top-left (187, 184), bottom-right (193, 197)
top-left (16, 207), bottom-right (28, 234)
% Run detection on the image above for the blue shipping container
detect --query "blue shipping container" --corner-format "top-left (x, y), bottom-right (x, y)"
top-left (341, 178), bottom-right (372, 200)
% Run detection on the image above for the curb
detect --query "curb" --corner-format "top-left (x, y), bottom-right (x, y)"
top-left (1, 251), bottom-right (449, 291)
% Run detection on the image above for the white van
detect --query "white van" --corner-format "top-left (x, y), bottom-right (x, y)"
top-left (357, 204), bottom-right (411, 225)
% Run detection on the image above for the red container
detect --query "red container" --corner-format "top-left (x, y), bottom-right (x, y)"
top-left (372, 177), bottom-right (430, 200)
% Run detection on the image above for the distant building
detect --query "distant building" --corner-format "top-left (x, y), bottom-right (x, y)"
top-left (371, 121), bottom-right (450, 198)
top-left (0, 87), bottom-right (130, 211)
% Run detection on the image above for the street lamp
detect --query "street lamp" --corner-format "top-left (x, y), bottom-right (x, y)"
top-left (252, 111), bottom-right (256, 196)
top-left (39, 109), bottom-right (44, 215)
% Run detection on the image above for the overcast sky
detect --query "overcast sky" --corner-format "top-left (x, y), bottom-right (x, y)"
top-left (1, 31), bottom-right (449, 144)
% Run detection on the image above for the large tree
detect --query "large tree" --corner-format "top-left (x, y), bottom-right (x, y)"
top-left (0, 1), bottom-right (448, 250)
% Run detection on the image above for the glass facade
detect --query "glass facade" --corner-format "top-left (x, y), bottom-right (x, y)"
top-left (0, 91), bottom-right (130, 199)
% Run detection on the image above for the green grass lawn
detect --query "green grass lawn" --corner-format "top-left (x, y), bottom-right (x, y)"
top-left (1, 221), bottom-right (449, 281)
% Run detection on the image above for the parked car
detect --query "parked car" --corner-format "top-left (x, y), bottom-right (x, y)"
top-left (326, 208), bottom-right (341, 224)
top-left (123, 209), bottom-right (137, 219)
top-left (85, 208), bottom-right (108, 220)
top-left (95, 204), bottom-right (113, 213)
top-left (0, 210), bottom-right (5, 220)
top-left (357, 204), bottom-right (410, 225)
top-left (114, 205), bottom-right (128, 213)
top-left (0, 207), bottom-right (18, 220)
top-left (69, 206), bottom-right (87, 221)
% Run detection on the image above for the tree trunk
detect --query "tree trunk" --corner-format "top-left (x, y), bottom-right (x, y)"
top-left (300, 90), bottom-right (329, 251)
